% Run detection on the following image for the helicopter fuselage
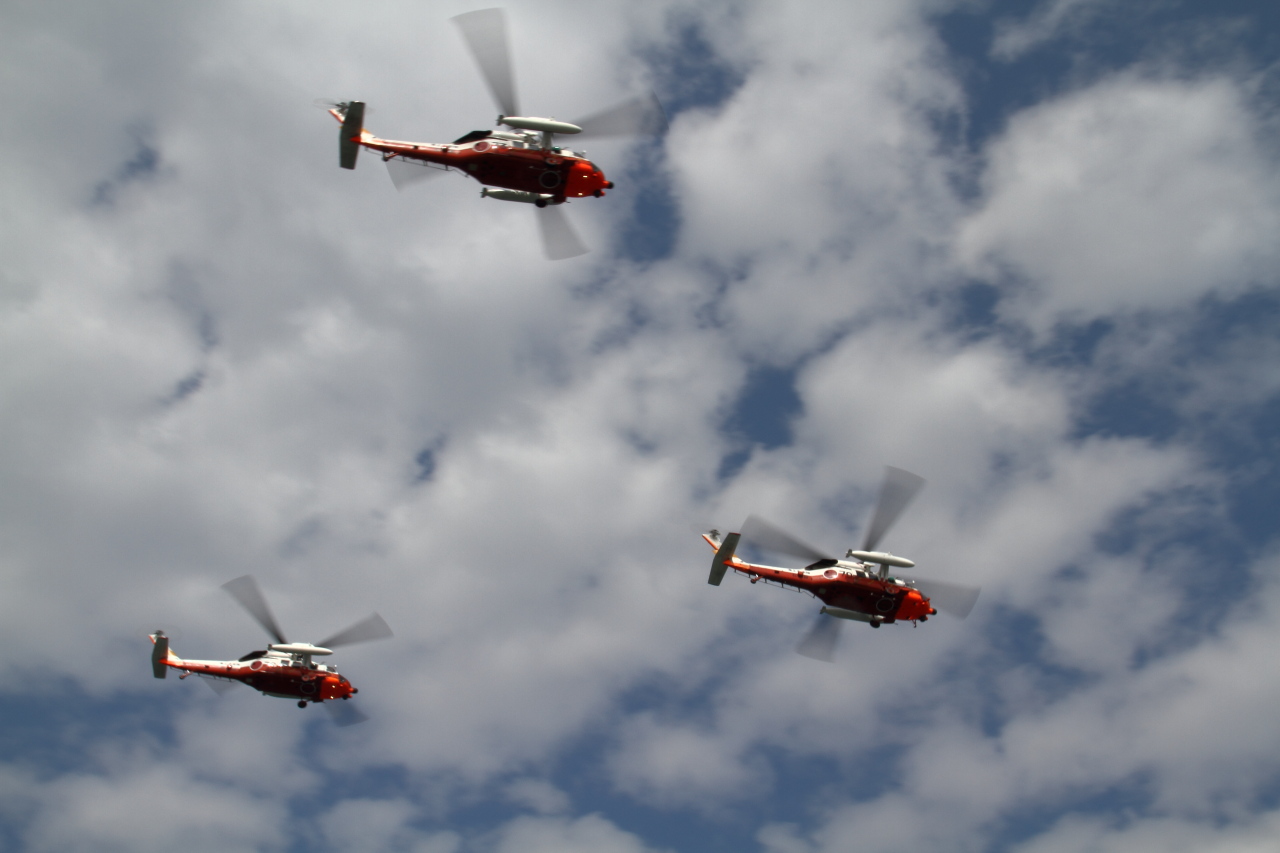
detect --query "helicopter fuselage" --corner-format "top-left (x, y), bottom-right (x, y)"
top-left (151, 637), bottom-right (357, 703)
top-left (333, 109), bottom-right (612, 202)
top-left (701, 533), bottom-right (935, 624)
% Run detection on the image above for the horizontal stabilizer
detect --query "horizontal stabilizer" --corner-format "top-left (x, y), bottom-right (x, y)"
top-left (709, 532), bottom-right (740, 586)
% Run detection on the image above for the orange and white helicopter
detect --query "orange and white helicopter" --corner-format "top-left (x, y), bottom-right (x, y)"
top-left (323, 7), bottom-right (667, 259)
top-left (703, 467), bottom-right (980, 661)
top-left (150, 575), bottom-right (392, 725)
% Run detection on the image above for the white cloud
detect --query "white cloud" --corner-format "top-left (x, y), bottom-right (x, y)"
top-left (489, 814), bottom-right (670, 853)
top-left (1013, 810), bottom-right (1280, 853)
top-left (3, 1), bottom-right (1280, 852)
top-left (319, 798), bottom-right (424, 853)
top-left (6, 763), bottom-right (285, 853)
top-left (504, 777), bottom-right (572, 815)
top-left (990, 0), bottom-right (1109, 61)
top-left (957, 74), bottom-right (1280, 332)
top-left (608, 712), bottom-right (767, 806)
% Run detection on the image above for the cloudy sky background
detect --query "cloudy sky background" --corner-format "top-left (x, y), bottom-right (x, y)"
top-left (3, 0), bottom-right (1280, 850)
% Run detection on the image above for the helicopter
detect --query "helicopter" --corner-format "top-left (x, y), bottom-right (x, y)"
top-left (322, 7), bottom-right (668, 260)
top-left (149, 575), bottom-right (392, 725)
top-left (703, 467), bottom-right (980, 662)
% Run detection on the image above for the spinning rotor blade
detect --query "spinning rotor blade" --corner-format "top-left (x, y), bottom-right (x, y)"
top-left (796, 614), bottom-right (841, 662)
top-left (222, 575), bottom-right (287, 644)
top-left (199, 675), bottom-right (242, 695)
top-left (324, 700), bottom-right (370, 727)
top-left (572, 93), bottom-right (669, 140)
top-left (862, 467), bottom-right (926, 552)
top-left (741, 515), bottom-right (832, 565)
top-left (386, 157), bottom-right (449, 191)
top-left (312, 99), bottom-right (372, 116)
top-left (537, 205), bottom-right (589, 260)
top-left (452, 8), bottom-right (520, 118)
top-left (914, 579), bottom-right (981, 620)
top-left (317, 613), bottom-right (393, 649)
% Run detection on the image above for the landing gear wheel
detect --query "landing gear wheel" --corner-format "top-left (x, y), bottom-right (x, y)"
top-left (298, 700), bottom-right (308, 708)
top-left (870, 621), bottom-right (881, 629)
top-left (535, 199), bottom-right (548, 208)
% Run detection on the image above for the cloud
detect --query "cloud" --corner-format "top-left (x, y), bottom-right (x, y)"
top-left (489, 814), bottom-right (671, 853)
top-left (3, 762), bottom-right (285, 853)
top-left (1012, 810), bottom-right (1280, 853)
top-left (957, 74), bottom-right (1280, 332)
top-left (3, 1), bottom-right (1280, 852)
top-left (318, 798), bottom-right (429, 853)
top-left (504, 777), bottom-right (572, 815)
top-left (990, 0), bottom-right (1110, 61)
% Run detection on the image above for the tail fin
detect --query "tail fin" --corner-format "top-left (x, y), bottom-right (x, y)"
top-left (708, 531), bottom-right (740, 586)
top-left (339, 101), bottom-right (366, 170)
top-left (149, 631), bottom-right (178, 679)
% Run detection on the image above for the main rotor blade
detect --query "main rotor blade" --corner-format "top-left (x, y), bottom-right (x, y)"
top-left (317, 613), bottom-right (393, 649)
top-left (796, 614), bottom-right (841, 662)
top-left (386, 157), bottom-right (449, 192)
top-left (537, 205), bottom-right (589, 260)
top-left (741, 515), bottom-right (832, 564)
top-left (862, 467), bottom-right (926, 552)
top-left (451, 8), bottom-right (520, 118)
top-left (572, 93), bottom-right (669, 140)
top-left (222, 575), bottom-right (287, 645)
top-left (199, 675), bottom-right (242, 695)
top-left (324, 700), bottom-right (370, 727)
top-left (913, 579), bottom-right (981, 620)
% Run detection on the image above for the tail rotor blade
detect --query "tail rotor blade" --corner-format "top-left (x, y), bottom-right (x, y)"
top-left (451, 8), bottom-right (520, 118)
top-left (386, 157), bottom-right (449, 191)
top-left (537, 205), bottom-right (589, 260)
top-left (572, 92), bottom-right (669, 140)
top-left (324, 700), bottom-right (370, 727)
top-left (796, 614), bottom-right (841, 662)
top-left (317, 613), bottom-right (393, 649)
top-left (741, 515), bottom-right (832, 564)
top-left (313, 99), bottom-right (373, 115)
top-left (914, 579), bottom-right (981, 619)
top-left (862, 467), bottom-right (926, 552)
top-left (222, 576), bottom-right (287, 645)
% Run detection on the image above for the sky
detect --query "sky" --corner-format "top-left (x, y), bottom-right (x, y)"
top-left (2, 0), bottom-right (1280, 851)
